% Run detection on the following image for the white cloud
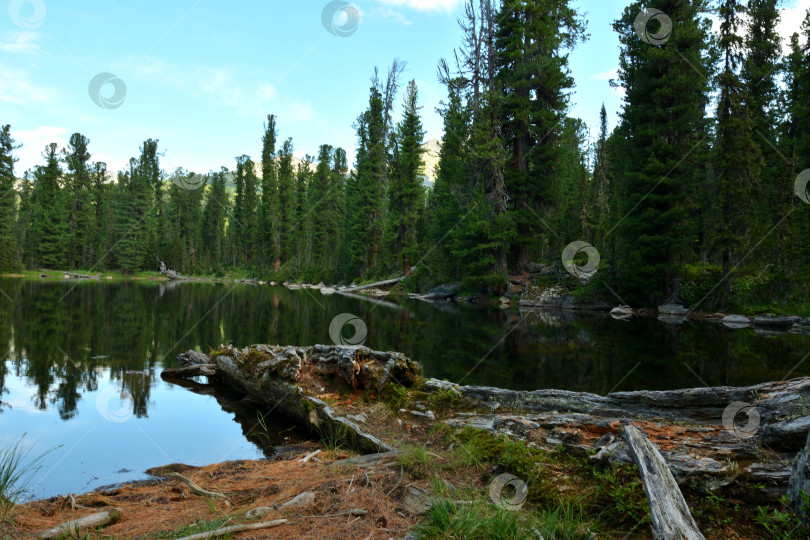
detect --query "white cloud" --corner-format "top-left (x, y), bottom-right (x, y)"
top-left (778, 0), bottom-right (810, 51)
top-left (0, 31), bottom-right (42, 54)
top-left (591, 68), bottom-right (618, 81)
top-left (373, 0), bottom-right (461, 12)
top-left (373, 7), bottom-right (412, 25)
top-left (0, 65), bottom-right (57, 106)
top-left (11, 126), bottom-right (70, 174)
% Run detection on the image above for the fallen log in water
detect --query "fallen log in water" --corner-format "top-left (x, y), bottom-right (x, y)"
top-left (162, 344), bottom-right (422, 453)
top-left (340, 272), bottom-right (414, 293)
top-left (619, 424), bottom-right (704, 540)
top-left (161, 344), bottom-right (810, 503)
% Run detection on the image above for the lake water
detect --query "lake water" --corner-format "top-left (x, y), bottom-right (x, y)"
top-left (1, 278), bottom-right (808, 499)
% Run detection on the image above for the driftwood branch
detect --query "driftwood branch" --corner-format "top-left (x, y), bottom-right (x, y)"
top-left (166, 472), bottom-right (230, 503)
top-left (38, 508), bottom-right (121, 539)
top-left (299, 449), bottom-right (322, 463)
top-left (619, 425), bottom-right (704, 540)
top-left (175, 519), bottom-right (287, 540)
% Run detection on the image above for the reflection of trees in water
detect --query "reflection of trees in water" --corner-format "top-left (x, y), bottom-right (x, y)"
top-left (1, 278), bottom-right (809, 419)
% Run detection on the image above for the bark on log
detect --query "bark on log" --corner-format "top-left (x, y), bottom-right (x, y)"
top-left (341, 273), bottom-right (413, 293)
top-left (619, 425), bottom-right (704, 540)
top-left (175, 519), bottom-right (287, 540)
top-left (38, 508), bottom-right (121, 539)
top-left (161, 344), bottom-right (810, 504)
top-left (165, 345), bottom-right (421, 454)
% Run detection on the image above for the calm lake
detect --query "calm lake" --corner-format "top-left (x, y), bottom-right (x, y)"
top-left (1, 278), bottom-right (808, 499)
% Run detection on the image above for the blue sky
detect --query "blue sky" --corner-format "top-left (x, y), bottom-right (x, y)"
top-left (1, 0), bottom-right (808, 176)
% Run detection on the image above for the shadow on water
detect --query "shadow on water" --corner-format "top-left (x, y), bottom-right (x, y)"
top-left (0, 277), bottom-right (807, 498)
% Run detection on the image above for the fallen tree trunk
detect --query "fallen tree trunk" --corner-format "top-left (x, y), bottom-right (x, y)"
top-left (161, 344), bottom-right (810, 504)
top-left (163, 345), bottom-right (422, 454)
top-left (39, 508), bottom-right (121, 539)
top-left (341, 272), bottom-right (413, 293)
top-left (619, 425), bottom-right (704, 540)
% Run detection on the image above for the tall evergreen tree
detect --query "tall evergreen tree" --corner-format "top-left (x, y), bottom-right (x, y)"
top-left (201, 168), bottom-right (229, 271)
top-left (64, 133), bottom-right (94, 268)
top-left (495, 0), bottom-right (584, 274)
top-left (32, 143), bottom-right (68, 269)
top-left (713, 0), bottom-right (761, 294)
top-left (0, 125), bottom-right (21, 271)
top-left (277, 138), bottom-right (296, 264)
top-left (613, 1), bottom-right (713, 304)
top-left (388, 80), bottom-right (426, 276)
top-left (260, 114), bottom-right (280, 270)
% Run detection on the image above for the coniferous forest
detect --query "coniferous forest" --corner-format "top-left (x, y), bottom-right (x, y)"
top-left (1, 0), bottom-right (810, 311)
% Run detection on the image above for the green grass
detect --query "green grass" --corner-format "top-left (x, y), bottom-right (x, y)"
top-left (0, 435), bottom-right (52, 519)
top-left (151, 516), bottom-right (232, 539)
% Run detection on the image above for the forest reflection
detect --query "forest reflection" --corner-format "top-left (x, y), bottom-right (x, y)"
top-left (1, 278), bottom-right (809, 423)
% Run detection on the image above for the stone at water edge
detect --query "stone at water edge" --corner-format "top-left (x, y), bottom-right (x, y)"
top-left (722, 314), bottom-right (751, 329)
top-left (658, 304), bottom-right (689, 316)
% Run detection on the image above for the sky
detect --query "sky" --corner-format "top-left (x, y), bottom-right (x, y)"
top-left (1, 0), bottom-right (809, 177)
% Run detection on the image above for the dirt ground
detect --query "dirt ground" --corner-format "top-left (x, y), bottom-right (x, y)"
top-left (7, 447), bottom-right (421, 539)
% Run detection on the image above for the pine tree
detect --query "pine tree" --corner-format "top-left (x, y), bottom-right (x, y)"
top-left (350, 83), bottom-right (389, 277)
top-left (17, 170), bottom-right (34, 268)
top-left (714, 0), bottom-right (761, 295)
top-left (495, 0), bottom-right (584, 274)
top-left (260, 114), bottom-right (280, 270)
top-left (64, 133), bottom-right (94, 268)
top-left (32, 143), bottom-right (68, 269)
top-left (277, 138), bottom-right (296, 264)
top-left (0, 125), bottom-right (21, 271)
top-left (388, 80), bottom-right (426, 276)
top-left (231, 155), bottom-right (260, 267)
top-left (201, 168), bottom-right (229, 271)
top-left (310, 144), bottom-right (335, 268)
top-left (613, 1), bottom-right (713, 304)
top-left (740, 0), bottom-right (787, 240)
top-left (432, 78), bottom-right (471, 280)
top-left (294, 155), bottom-right (314, 267)
top-left (115, 140), bottom-right (159, 272)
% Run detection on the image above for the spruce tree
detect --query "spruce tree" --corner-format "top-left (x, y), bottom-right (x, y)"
top-left (64, 133), bottom-right (94, 268)
top-left (388, 80), bottom-right (426, 276)
top-left (432, 78), bottom-right (470, 280)
top-left (713, 0), bottom-right (761, 295)
top-left (277, 138), bottom-right (296, 265)
top-left (613, 1), bottom-right (713, 304)
top-left (32, 143), bottom-right (68, 269)
top-left (495, 0), bottom-right (584, 274)
top-left (201, 168), bottom-right (229, 272)
top-left (260, 114), bottom-right (280, 270)
top-left (0, 125), bottom-right (21, 271)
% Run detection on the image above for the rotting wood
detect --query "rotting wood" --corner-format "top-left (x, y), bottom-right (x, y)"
top-left (166, 472), bottom-right (230, 503)
top-left (38, 508), bottom-right (121, 539)
top-left (340, 273), bottom-right (413, 293)
top-left (175, 519), bottom-right (287, 540)
top-left (619, 424), bottom-right (704, 540)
